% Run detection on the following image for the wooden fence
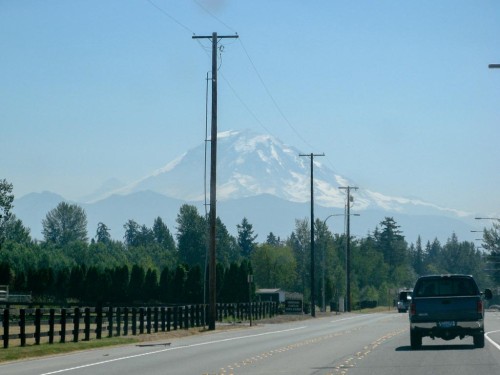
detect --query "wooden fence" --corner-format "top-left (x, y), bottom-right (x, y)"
top-left (1, 302), bottom-right (277, 349)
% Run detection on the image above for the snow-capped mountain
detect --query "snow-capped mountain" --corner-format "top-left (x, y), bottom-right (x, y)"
top-left (97, 129), bottom-right (467, 218)
top-left (13, 129), bottom-right (480, 243)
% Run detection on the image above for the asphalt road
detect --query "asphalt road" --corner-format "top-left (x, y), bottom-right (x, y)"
top-left (2, 311), bottom-right (500, 375)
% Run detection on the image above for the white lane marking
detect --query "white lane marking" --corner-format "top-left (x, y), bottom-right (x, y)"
top-left (485, 330), bottom-right (500, 350)
top-left (330, 315), bottom-right (373, 324)
top-left (330, 313), bottom-right (392, 324)
top-left (40, 326), bottom-right (307, 375)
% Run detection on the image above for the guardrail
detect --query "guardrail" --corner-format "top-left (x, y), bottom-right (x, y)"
top-left (1, 302), bottom-right (277, 349)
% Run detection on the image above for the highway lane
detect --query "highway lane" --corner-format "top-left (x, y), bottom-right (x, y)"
top-left (2, 311), bottom-right (500, 375)
top-left (344, 311), bottom-right (500, 375)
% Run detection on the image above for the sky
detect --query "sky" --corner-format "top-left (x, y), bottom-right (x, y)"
top-left (1, 0), bottom-right (499, 217)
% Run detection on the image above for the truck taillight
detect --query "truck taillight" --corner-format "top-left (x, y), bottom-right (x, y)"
top-left (410, 303), bottom-right (416, 316)
top-left (477, 300), bottom-right (484, 315)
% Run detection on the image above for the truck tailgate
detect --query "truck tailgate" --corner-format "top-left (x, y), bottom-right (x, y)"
top-left (413, 296), bottom-right (480, 321)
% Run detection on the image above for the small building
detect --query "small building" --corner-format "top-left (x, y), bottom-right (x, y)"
top-left (256, 288), bottom-right (285, 303)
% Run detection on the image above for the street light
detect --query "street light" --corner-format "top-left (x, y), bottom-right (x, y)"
top-left (321, 214), bottom-right (344, 312)
top-left (475, 217), bottom-right (500, 220)
top-left (321, 212), bottom-right (360, 313)
top-left (489, 64), bottom-right (500, 69)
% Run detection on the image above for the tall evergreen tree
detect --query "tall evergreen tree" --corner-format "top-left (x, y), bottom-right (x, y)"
top-left (216, 218), bottom-right (240, 267)
top-left (412, 236), bottom-right (425, 276)
top-left (375, 217), bottom-right (407, 273)
top-left (69, 265), bottom-right (86, 300)
top-left (176, 205), bottom-right (207, 267)
top-left (266, 232), bottom-right (281, 247)
top-left (288, 219), bottom-right (310, 296)
top-left (237, 217), bottom-right (258, 258)
top-left (111, 265), bottom-right (129, 303)
top-left (172, 264), bottom-right (188, 303)
top-left (129, 264), bottom-right (145, 302)
top-left (159, 266), bottom-right (172, 303)
top-left (152, 217), bottom-right (176, 250)
top-left (144, 268), bottom-right (159, 301)
top-left (424, 238), bottom-right (442, 274)
top-left (185, 265), bottom-right (202, 303)
top-left (95, 222), bottom-right (111, 244)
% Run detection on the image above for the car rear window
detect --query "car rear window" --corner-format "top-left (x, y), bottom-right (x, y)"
top-left (414, 277), bottom-right (479, 297)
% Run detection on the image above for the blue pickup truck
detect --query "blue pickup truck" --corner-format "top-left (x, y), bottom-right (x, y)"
top-left (409, 274), bottom-right (493, 349)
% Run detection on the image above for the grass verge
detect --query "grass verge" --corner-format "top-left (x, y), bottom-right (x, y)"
top-left (0, 337), bottom-right (139, 364)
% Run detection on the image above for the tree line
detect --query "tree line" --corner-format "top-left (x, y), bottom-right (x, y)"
top-left (0, 261), bottom-right (253, 306)
top-left (1, 179), bottom-right (499, 308)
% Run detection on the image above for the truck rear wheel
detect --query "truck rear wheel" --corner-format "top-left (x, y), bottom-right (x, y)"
top-left (473, 334), bottom-right (485, 348)
top-left (410, 330), bottom-right (422, 349)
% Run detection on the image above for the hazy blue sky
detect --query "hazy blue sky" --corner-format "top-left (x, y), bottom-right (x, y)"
top-left (1, 1), bottom-right (499, 216)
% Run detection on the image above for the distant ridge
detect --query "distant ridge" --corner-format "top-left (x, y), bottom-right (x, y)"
top-left (13, 129), bottom-right (480, 243)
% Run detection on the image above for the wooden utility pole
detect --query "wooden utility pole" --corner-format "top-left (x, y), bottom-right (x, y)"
top-left (300, 153), bottom-right (324, 317)
top-left (339, 186), bottom-right (358, 312)
top-left (192, 32), bottom-right (238, 330)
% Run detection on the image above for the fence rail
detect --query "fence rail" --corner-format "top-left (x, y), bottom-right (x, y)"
top-left (1, 302), bottom-right (277, 349)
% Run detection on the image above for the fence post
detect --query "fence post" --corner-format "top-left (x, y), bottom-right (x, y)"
top-left (173, 306), bottom-right (178, 331)
top-left (132, 308), bottom-right (137, 335)
top-left (116, 307), bottom-right (121, 337)
top-left (107, 308), bottom-right (113, 338)
top-left (123, 307), bottom-right (129, 336)
top-left (161, 307), bottom-right (166, 332)
top-left (34, 308), bottom-right (42, 345)
top-left (195, 305), bottom-right (200, 327)
top-left (167, 307), bottom-right (171, 332)
top-left (139, 308), bottom-right (145, 334)
top-left (96, 307), bottom-right (103, 340)
top-left (73, 307), bottom-right (80, 343)
top-left (84, 308), bottom-right (90, 341)
top-left (184, 306), bottom-right (189, 330)
top-left (183, 306), bottom-right (188, 329)
top-left (3, 308), bottom-right (9, 349)
top-left (154, 307), bottom-right (159, 333)
top-left (146, 307), bottom-right (152, 334)
top-left (178, 306), bottom-right (183, 329)
top-left (204, 304), bottom-right (209, 327)
top-left (189, 305), bottom-right (195, 328)
top-left (19, 309), bottom-right (26, 347)
top-left (60, 308), bottom-right (66, 343)
top-left (48, 308), bottom-right (55, 344)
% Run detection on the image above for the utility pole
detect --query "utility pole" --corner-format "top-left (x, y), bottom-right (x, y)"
top-left (193, 32), bottom-right (238, 330)
top-left (300, 152), bottom-right (325, 317)
top-left (339, 186), bottom-right (358, 312)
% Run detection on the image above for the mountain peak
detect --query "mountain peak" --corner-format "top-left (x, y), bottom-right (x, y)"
top-left (89, 129), bottom-right (470, 219)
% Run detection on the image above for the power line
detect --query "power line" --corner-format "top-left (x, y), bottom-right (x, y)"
top-left (192, 0), bottom-right (238, 34)
top-left (145, 0), bottom-right (195, 35)
top-left (190, 0), bottom-right (319, 152)
top-left (147, 0), bottom-right (323, 156)
top-left (239, 38), bottom-right (317, 152)
top-left (219, 73), bottom-right (276, 137)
